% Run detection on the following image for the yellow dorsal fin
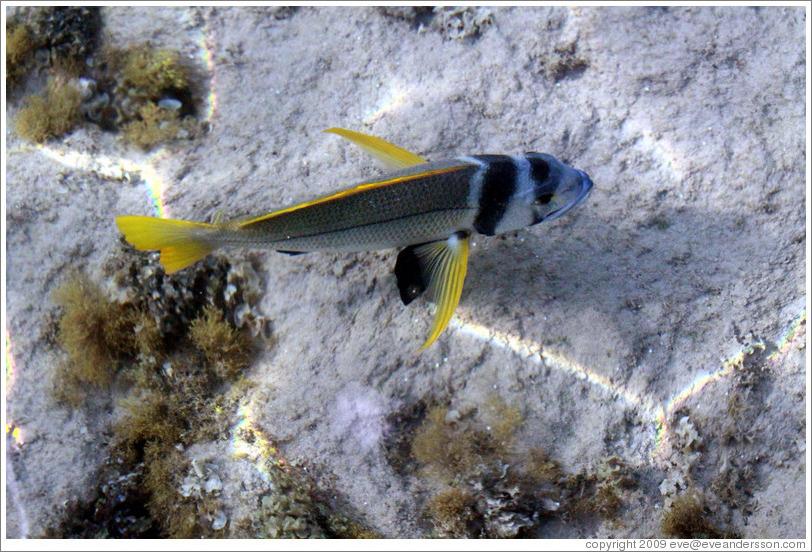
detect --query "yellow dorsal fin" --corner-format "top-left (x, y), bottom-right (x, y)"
top-left (409, 232), bottom-right (471, 351)
top-left (324, 127), bottom-right (427, 170)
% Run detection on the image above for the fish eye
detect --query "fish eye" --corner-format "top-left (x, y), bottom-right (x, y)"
top-left (534, 193), bottom-right (554, 206)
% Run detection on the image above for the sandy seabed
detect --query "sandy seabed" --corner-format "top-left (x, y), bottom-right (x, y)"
top-left (4, 5), bottom-right (808, 539)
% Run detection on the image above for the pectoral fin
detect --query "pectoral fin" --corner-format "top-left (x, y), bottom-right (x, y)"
top-left (323, 127), bottom-right (427, 170)
top-left (395, 232), bottom-right (470, 351)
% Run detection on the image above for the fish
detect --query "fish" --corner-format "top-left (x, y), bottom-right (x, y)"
top-left (116, 127), bottom-right (593, 350)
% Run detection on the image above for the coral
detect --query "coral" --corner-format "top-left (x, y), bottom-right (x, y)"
top-left (28, 6), bottom-right (102, 62)
top-left (44, 460), bottom-right (157, 538)
top-left (250, 455), bottom-right (375, 539)
top-left (430, 7), bottom-right (494, 40)
top-left (95, 42), bottom-right (200, 148)
top-left (120, 253), bottom-right (268, 341)
top-left (46, 226), bottom-right (372, 539)
top-left (9, 9), bottom-right (201, 148)
top-left (142, 444), bottom-right (220, 538)
top-left (14, 77), bottom-right (83, 142)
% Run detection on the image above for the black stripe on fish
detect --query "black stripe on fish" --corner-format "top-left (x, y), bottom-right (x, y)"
top-left (529, 156), bottom-right (550, 184)
top-left (472, 155), bottom-right (518, 236)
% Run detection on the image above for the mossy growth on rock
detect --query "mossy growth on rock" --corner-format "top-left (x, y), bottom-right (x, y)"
top-left (10, 7), bottom-right (202, 149)
top-left (190, 305), bottom-right (253, 382)
top-left (7, 7), bottom-right (102, 87)
top-left (14, 77), bottom-right (83, 143)
top-left (406, 398), bottom-right (643, 537)
top-left (410, 399), bottom-right (542, 537)
top-left (120, 101), bottom-right (194, 151)
top-left (48, 256), bottom-right (261, 537)
top-left (6, 23), bottom-right (35, 86)
top-left (117, 44), bottom-right (190, 98)
top-left (424, 488), bottom-right (477, 538)
top-left (412, 397), bottom-right (522, 484)
top-left (661, 490), bottom-right (738, 539)
top-left (51, 274), bottom-right (138, 403)
top-left (49, 253), bottom-right (374, 539)
top-left (247, 455), bottom-right (379, 539)
top-left (104, 42), bottom-right (200, 149)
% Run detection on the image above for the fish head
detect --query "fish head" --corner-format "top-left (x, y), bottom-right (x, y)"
top-left (523, 153), bottom-right (593, 226)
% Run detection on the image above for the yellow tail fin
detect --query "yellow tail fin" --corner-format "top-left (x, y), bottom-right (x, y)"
top-left (115, 215), bottom-right (216, 274)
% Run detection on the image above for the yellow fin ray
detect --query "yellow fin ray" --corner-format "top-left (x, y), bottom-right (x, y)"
top-left (323, 127), bottom-right (427, 170)
top-left (412, 233), bottom-right (471, 351)
top-left (115, 215), bottom-right (216, 274)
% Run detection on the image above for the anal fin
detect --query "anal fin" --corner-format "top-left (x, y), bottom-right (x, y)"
top-left (395, 232), bottom-right (471, 351)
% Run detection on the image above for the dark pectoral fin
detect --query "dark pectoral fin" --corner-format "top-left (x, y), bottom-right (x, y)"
top-left (395, 244), bottom-right (428, 305)
top-left (395, 232), bottom-right (471, 351)
top-left (277, 250), bottom-right (307, 256)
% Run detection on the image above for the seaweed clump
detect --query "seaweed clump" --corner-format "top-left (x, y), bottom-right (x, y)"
top-left (424, 488), bottom-right (477, 538)
top-left (410, 399), bottom-right (550, 537)
top-left (50, 251), bottom-right (375, 538)
top-left (104, 43), bottom-right (199, 149)
top-left (9, 7), bottom-right (201, 149)
top-left (120, 102), bottom-right (187, 151)
top-left (248, 458), bottom-right (378, 539)
top-left (48, 255), bottom-right (261, 538)
top-left (405, 398), bottom-right (641, 538)
top-left (118, 44), bottom-right (190, 98)
top-left (51, 274), bottom-right (138, 403)
top-left (6, 23), bottom-right (35, 86)
top-left (190, 305), bottom-right (252, 381)
top-left (661, 490), bottom-right (736, 539)
top-left (14, 77), bottom-right (83, 143)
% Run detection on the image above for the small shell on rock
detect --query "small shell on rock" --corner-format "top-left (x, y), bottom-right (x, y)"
top-left (212, 509), bottom-right (227, 530)
top-left (444, 409), bottom-right (461, 423)
top-left (74, 77), bottom-right (96, 100)
top-left (191, 458), bottom-right (204, 478)
top-left (233, 303), bottom-right (251, 328)
top-left (179, 477), bottom-right (199, 498)
top-left (157, 98), bottom-right (183, 111)
top-left (204, 473), bottom-right (223, 494)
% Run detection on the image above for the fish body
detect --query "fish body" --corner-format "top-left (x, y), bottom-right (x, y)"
top-left (116, 128), bottom-right (593, 350)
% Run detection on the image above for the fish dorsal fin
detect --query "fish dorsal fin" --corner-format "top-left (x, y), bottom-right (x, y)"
top-left (395, 232), bottom-right (471, 351)
top-left (324, 127), bottom-right (427, 170)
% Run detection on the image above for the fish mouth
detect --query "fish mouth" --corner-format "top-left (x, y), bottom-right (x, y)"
top-left (545, 170), bottom-right (593, 222)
